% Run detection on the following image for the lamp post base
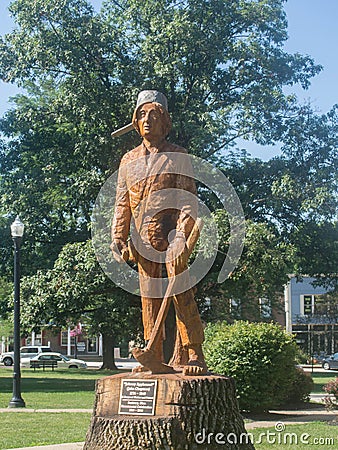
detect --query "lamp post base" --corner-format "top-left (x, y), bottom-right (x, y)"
top-left (8, 396), bottom-right (26, 408)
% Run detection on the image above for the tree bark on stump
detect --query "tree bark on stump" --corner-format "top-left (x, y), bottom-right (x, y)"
top-left (84, 372), bottom-right (254, 449)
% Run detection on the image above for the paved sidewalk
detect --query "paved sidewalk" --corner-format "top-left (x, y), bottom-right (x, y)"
top-left (0, 408), bottom-right (92, 413)
top-left (9, 444), bottom-right (84, 450)
top-left (244, 407), bottom-right (337, 430)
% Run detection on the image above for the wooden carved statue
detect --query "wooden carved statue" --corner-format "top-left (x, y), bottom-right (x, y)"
top-left (110, 90), bottom-right (207, 376)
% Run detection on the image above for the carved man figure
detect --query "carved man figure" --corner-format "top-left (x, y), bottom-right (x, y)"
top-left (111, 90), bottom-right (207, 375)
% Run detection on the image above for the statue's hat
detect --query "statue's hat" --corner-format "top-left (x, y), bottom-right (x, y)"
top-left (135, 90), bottom-right (168, 111)
top-left (111, 90), bottom-right (168, 138)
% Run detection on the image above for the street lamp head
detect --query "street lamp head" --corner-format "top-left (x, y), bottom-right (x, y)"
top-left (10, 216), bottom-right (24, 238)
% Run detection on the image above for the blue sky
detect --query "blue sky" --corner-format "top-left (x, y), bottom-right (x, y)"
top-left (283, 0), bottom-right (338, 114)
top-left (0, 0), bottom-right (337, 159)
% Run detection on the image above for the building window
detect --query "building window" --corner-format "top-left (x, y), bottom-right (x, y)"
top-left (259, 298), bottom-right (272, 319)
top-left (87, 337), bottom-right (97, 353)
top-left (229, 298), bottom-right (241, 319)
top-left (26, 333), bottom-right (42, 346)
top-left (61, 331), bottom-right (75, 347)
top-left (301, 295), bottom-right (325, 316)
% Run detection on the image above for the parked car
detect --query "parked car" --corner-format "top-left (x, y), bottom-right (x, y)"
top-left (0, 345), bottom-right (51, 366)
top-left (21, 352), bottom-right (87, 369)
top-left (322, 353), bottom-right (338, 370)
top-left (311, 352), bottom-right (329, 364)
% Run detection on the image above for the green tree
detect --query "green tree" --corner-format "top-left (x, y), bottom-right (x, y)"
top-left (278, 105), bottom-right (338, 288)
top-left (0, 0), bottom-right (321, 269)
top-left (20, 241), bottom-right (141, 369)
top-left (0, 277), bottom-right (14, 350)
top-left (0, 277), bottom-right (13, 320)
top-left (0, 0), bottom-right (321, 167)
top-left (0, 318), bottom-right (13, 351)
top-left (0, 0), bottom-right (336, 356)
top-left (220, 103), bottom-right (338, 290)
top-left (197, 215), bottom-right (296, 322)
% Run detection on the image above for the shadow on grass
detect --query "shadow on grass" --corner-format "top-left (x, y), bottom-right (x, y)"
top-left (0, 369), bottom-right (119, 393)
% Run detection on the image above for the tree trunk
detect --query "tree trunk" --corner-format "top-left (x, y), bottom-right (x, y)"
top-left (100, 332), bottom-right (118, 370)
top-left (84, 372), bottom-right (254, 449)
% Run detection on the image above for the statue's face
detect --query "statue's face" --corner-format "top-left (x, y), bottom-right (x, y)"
top-left (136, 103), bottom-right (164, 140)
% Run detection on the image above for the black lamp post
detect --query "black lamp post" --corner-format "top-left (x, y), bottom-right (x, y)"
top-left (8, 216), bottom-right (26, 408)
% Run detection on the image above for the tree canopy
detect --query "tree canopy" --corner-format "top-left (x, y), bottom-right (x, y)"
top-left (20, 240), bottom-right (141, 368)
top-left (0, 0), bottom-right (336, 347)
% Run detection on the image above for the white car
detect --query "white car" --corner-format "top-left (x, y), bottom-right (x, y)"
top-left (1, 345), bottom-right (51, 366)
top-left (21, 352), bottom-right (87, 369)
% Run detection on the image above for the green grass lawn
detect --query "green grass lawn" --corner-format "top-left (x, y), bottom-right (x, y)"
top-left (311, 372), bottom-right (338, 394)
top-left (0, 367), bottom-right (337, 449)
top-left (0, 366), bottom-right (118, 409)
top-left (0, 367), bottom-right (119, 449)
top-left (0, 412), bottom-right (91, 449)
top-left (246, 372), bottom-right (338, 449)
top-left (250, 422), bottom-right (338, 449)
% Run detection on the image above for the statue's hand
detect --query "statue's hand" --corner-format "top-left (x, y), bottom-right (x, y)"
top-left (110, 240), bottom-right (129, 263)
top-left (165, 234), bottom-right (188, 276)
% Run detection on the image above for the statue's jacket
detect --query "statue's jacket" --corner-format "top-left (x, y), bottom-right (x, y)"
top-left (112, 140), bottom-right (197, 253)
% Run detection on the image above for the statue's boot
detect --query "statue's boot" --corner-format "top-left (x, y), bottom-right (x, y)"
top-left (183, 344), bottom-right (208, 376)
top-left (132, 340), bottom-right (175, 374)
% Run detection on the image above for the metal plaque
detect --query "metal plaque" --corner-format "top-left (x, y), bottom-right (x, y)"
top-left (118, 379), bottom-right (158, 416)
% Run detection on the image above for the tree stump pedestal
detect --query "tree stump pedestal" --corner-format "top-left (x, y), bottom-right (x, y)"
top-left (84, 372), bottom-right (254, 449)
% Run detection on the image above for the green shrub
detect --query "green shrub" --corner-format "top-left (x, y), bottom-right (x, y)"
top-left (284, 367), bottom-right (314, 404)
top-left (203, 321), bottom-right (298, 412)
